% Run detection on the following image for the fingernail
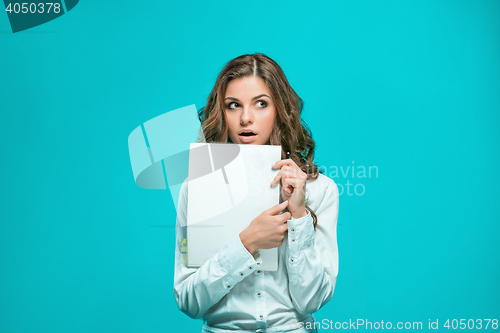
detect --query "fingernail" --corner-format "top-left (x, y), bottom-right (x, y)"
top-left (282, 200), bottom-right (288, 205)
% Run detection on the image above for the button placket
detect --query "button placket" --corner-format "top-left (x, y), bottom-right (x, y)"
top-left (255, 265), bottom-right (267, 329)
top-left (290, 224), bottom-right (299, 245)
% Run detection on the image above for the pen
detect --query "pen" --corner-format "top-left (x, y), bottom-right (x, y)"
top-left (286, 151), bottom-right (290, 159)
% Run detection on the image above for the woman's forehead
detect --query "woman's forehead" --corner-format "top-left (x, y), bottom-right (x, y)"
top-left (225, 76), bottom-right (271, 98)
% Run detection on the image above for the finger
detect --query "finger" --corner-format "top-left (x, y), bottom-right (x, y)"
top-left (265, 200), bottom-right (289, 215)
top-left (282, 178), bottom-right (300, 192)
top-left (271, 167), bottom-right (297, 187)
top-left (281, 191), bottom-right (291, 202)
top-left (280, 167), bottom-right (301, 180)
top-left (275, 212), bottom-right (291, 224)
top-left (271, 160), bottom-right (284, 169)
top-left (282, 184), bottom-right (293, 195)
top-left (270, 169), bottom-right (282, 186)
top-left (272, 159), bottom-right (297, 169)
top-left (281, 175), bottom-right (295, 194)
top-left (281, 212), bottom-right (291, 222)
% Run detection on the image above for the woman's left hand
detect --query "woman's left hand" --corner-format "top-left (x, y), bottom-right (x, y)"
top-left (270, 159), bottom-right (308, 219)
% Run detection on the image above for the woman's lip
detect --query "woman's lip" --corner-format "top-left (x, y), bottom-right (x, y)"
top-left (239, 134), bottom-right (257, 143)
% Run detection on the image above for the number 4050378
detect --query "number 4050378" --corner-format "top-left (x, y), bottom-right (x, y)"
top-left (5, 3), bottom-right (62, 14)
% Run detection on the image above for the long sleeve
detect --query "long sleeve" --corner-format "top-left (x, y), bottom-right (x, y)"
top-left (285, 179), bottom-right (339, 314)
top-left (173, 181), bottom-right (259, 319)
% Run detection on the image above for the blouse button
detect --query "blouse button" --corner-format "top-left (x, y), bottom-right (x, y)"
top-left (240, 272), bottom-right (244, 276)
top-left (257, 270), bottom-right (261, 274)
top-left (249, 266), bottom-right (253, 270)
top-left (291, 228), bottom-right (295, 232)
top-left (290, 258), bottom-right (294, 263)
top-left (291, 239), bottom-right (295, 242)
top-left (259, 314), bottom-right (264, 320)
top-left (257, 292), bottom-right (262, 298)
top-left (227, 285), bottom-right (231, 289)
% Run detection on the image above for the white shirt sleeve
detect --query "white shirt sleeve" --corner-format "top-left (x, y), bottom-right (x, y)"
top-left (285, 179), bottom-right (340, 314)
top-left (173, 182), bottom-right (259, 319)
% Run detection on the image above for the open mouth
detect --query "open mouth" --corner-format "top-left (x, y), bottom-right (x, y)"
top-left (240, 132), bottom-right (256, 136)
top-left (239, 130), bottom-right (257, 142)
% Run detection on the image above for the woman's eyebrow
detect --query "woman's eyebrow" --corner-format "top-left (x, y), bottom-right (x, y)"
top-left (252, 94), bottom-right (270, 100)
top-left (225, 94), bottom-right (271, 101)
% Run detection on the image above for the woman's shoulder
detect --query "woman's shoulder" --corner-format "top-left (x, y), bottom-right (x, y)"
top-left (305, 173), bottom-right (339, 210)
top-left (306, 172), bottom-right (337, 190)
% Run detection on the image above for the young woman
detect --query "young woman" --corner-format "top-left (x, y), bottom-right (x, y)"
top-left (174, 53), bottom-right (339, 333)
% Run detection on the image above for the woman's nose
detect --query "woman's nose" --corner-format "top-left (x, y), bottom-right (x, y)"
top-left (240, 106), bottom-right (253, 124)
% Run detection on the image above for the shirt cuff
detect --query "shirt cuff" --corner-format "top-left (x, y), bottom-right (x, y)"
top-left (287, 211), bottom-right (315, 250)
top-left (216, 234), bottom-right (260, 290)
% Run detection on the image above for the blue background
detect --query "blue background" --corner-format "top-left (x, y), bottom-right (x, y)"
top-left (1, 0), bottom-right (499, 331)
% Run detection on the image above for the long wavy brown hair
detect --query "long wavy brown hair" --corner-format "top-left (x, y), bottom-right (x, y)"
top-left (197, 53), bottom-right (323, 228)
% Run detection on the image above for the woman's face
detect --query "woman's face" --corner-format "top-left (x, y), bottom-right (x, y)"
top-left (224, 76), bottom-right (277, 145)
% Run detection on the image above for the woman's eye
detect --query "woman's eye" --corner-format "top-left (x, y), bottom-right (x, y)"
top-left (256, 100), bottom-right (267, 108)
top-left (227, 102), bottom-right (238, 109)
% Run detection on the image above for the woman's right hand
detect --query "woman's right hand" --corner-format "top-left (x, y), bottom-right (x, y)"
top-left (239, 201), bottom-right (291, 254)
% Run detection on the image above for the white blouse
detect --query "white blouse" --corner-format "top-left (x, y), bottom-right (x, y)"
top-left (173, 173), bottom-right (339, 333)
